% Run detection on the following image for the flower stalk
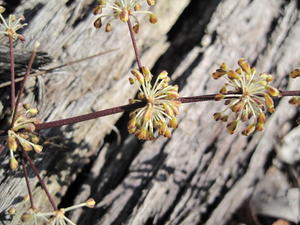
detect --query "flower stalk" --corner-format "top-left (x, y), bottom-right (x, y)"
top-left (33, 90), bottom-right (300, 131)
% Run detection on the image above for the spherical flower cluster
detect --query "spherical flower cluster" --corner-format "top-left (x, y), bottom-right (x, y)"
top-left (212, 58), bottom-right (280, 136)
top-left (93, 0), bottom-right (157, 32)
top-left (0, 6), bottom-right (27, 41)
top-left (21, 199), bottom-right (96, 225)
top-left (128, 67), bottom-right (181, 140)
top-left (7, 104), bottom-right (42, 170)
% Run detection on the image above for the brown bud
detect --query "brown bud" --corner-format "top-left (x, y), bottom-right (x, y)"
top-left (93, 6), bottom-right (102, 15)
top-left (289, 69), bottom-right (300, 78)
top-left (226, 120), bottom-right (238, 134)
top-left (238, 58), bottom-right (251, 74)
top-left (242, 124), bottom-right (256, 136)
top-left (266, 86), bottom-right (280, 97)
top-left (149, 14), bottom-right (158, 24)
top-left (133, 24), bottom-right (139, 33)
top-left (105, 23), bottom-right (112, 32)
top-left (212, 69), bottom-right (226, 79)
top-left (147, 0), bottom-right (156, 6)
top-left (213, 112), bottom-right (222, 121)
top-left (227, 70), bottom-right (239, 80)
top-left (94, 17), bottom-right (102, 29)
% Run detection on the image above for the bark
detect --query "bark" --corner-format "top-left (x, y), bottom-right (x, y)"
top-left (0, 0), bottom-right (299, 225)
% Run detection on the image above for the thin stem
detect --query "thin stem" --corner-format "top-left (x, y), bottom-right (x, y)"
top-left (21, 156), bottom-right (35, 209)
top-left (0, 49), bottom-right (118, 89)
top-left (34, 90), bottom-right (300, 131)
top-left (22, 150), bottom-right (58, 211)
top-left (11, 46), bottom-right (37, 127)
top-left (127, 18), bottom-right (142, 70)
top-left (9, 36), bottom-right (16, 109)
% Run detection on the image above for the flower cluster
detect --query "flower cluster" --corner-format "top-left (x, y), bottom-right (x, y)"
top-left (128, 67), bottom-right (181, 140)
top-left (21, 199), bottom-right (96, 225)
top-left (0, 6), bottom-right (27, 41)
top-left (7, 104), bottom-right (42, 170)
top-left (93, 0), bottom-right (157, 32)
top-left (212, 58), bottom-right (280, 135)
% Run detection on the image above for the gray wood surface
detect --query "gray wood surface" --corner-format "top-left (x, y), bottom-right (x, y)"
top-left (0, 0), bottom-right (299, 225)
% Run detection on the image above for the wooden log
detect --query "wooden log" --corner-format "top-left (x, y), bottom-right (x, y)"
top-left (0, 0), bottom-right (299, 225)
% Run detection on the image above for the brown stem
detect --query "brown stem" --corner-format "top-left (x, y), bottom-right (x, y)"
top-left (34, 90), bottom-right (300, 131)
top-left (11, 47), bottom-right (37, 127)
top-left (22, 150), bottom-right (58, 211)
top-left (9, 36), bottom-right (16, 109)
top-left (21, 157), bottom-right (34, 209)
top-left (127, 18), bottom-right (142, 70)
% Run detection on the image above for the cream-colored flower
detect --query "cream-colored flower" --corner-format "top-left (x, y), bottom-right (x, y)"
top-left (212, 58), bottom-right (280, 135)
top-left (21, 199), bottom-right (95, 225)
top-left (0, 6), bottom-right (27, 40)
top-left (7, 104), bottom-right (41, 170)
top-left (93, 0), bottom-right (157, 32)
top-left (128, 67), bottom-right (180, 140)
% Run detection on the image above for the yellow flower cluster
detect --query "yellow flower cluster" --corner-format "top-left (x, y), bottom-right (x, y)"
top-left (0, 6), bottom-right (27, 41)
top-left (212, 58), bottom-right (280, 135)
top-left (7, 104), bottom-right (42, 170)
top-left (128, 67), bottom-right (181, 140)
top-left (93, 0), bottom-right (157, 32)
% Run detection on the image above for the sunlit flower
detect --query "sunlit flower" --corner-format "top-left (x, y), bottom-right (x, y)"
top-left (212, 58), bottom-right (280, 135)
top-left (92, 0), bottom-right (157, 32)
top-left (128, 67), bottom-right (180, 140)
top-left (21, 199), bottom-right (96, 225)
top-left (0, 6), bottom-right (27, 40)
top-left (7, 104), bottom-right (41, 170)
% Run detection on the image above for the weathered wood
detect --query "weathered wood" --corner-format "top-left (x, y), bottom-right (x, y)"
top-left (0, 0), bottom-right (299, 225)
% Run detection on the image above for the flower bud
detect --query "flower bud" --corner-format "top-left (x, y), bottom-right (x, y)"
top-left (94, 17), bottom-right (102, 29)
top-left (33, 144), bottom-right (43, 153)
top-left (8, 136), bottom-right (17, 151)
top-left (289, 69), bottom-right (300, 78)
top-left (10, 157), bottom-right (18, 170)
top-left (0, 6), bottom-right (5, 13)
top-left (120, 8), bottom-right (129, 22)
top-left (226, 120), bottom-right (238, 134)
top-left (147, 0), bottom-right (156, 6)
top-left (86, 198), bottom-right (96, 208)
top-left (133, 24), bottom-right (139, 33)
top-left (134, 4), bottom-right (142, 11)
top-left (227, 70), bottom-right (239, 80)
top-left (264, 94), bottom-right (275, 113)
top-left (169, 117), bottom-right (178, 128)
top-left (242, 124), bottom-right (256, 136)
top-left (105, 23), bottom-right (112, 32)
top-left (212, 69), bottom-right (226, 79)
top-left (149, 14), bottom-right (158, 24)
top-left (266, 86), bottom-right (280, 97)
top-left (213, 112), bottom-right (222, 121)
top-left (131, 69), bottom-right (144, 84)
top-left (142, 67), bottom-right (151, 81)
top-left (238, 58), bottom-right (251, 75)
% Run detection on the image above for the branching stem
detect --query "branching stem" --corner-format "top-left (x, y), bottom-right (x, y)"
top-left (35, 90), bottom-right (300, 131)
top-left (22, 150), bottom-right (58, 211)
